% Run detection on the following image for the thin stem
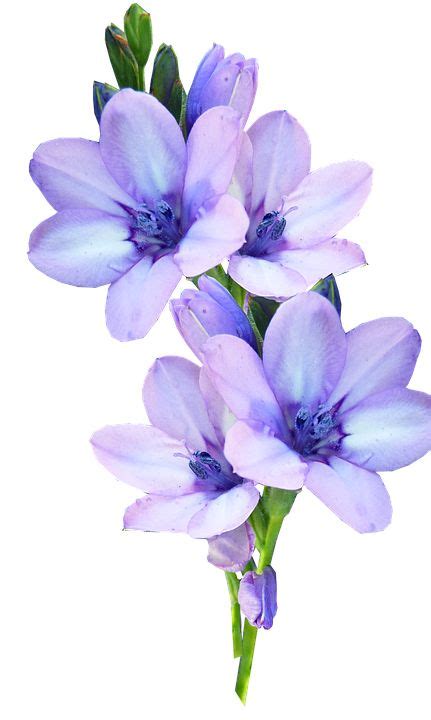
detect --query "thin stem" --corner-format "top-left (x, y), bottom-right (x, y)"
top-left (257, 514), bottom-right (284, 572)
top-left (225, 572), bottom-right (242, 658)
top-left (235, 620), bottom-right (258, 704)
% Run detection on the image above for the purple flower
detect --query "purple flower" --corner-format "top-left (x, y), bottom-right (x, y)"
top-left (29, 89), bottom-right (248, 341)
top-left (91, 355), bottom-right (261, 567)
top-left (186, 44), bottom-right (258, 132)
top-left (238, 567), bottom-right (277, 629)
top-left (170, 274), bottom-right (257, 358)
top-left (202, 292), bottom-right (431, 533)
top-left (227, 111), bottom-right (371, 299)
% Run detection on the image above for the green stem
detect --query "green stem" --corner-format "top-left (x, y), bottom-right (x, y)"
top-left (235, 620), bottom-right (258, 704)
top-left (225, 572), bottom-right (242, 658)
top-left (257, 513), bottom-right (284, 572)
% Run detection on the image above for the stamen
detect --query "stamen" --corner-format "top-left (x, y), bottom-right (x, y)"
top-left (131, 200), bottom-right (180, 254)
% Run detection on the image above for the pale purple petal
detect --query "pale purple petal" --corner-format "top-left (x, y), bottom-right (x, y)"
top-left (328, 318), bottom-right (421, 412)
top-left (202, 334), bottom-right (286, 434)
top-left (272, 238), bottom-right (366, 286)
top-left (263, 293), bottom-right (346, 414)
top-left (224, 420), bottom-right (307, 489)
top-left (105, 254), bottom-right (181, 341)
top-left (100, 89), bottom-right (186, 207)
top-left (207, 522), bottom-right (255, 572)
top-left (228, 254), bottom-right (307, 300)
top-left (186, 44), bottom-right (225, 130)
top-left (175, 194), bottom-right (248, 276)
top-left (284, 161), bottom-right (372, 248)
top-left (30, 138), bottom-right (136, 216)
top-left (228, 59), bottom-right (258, 126)
top-left (29, 209), bottom-right (139, 287)
top-left (339, 388), bottom-right (431, 471)
top-left (143, 356), bottom-right (219, 450)
top-left (124, 491), bottom-right (217, 532)
top-left (182, 106), bottom-right (243, 227)
top-left (229, 132), bottom-right (253, 213)
top-left (248, 110), bottom-right (311, 217)
top-left (199, 368), bottom-right (236, 449)
top-left (305, 457), bottom-right (392, 533)
top-left (238, 566), bottom-right (277, 629)
top-left (187, 482), bottom-right (260, 538)
top-left (91, 424), bottom-right (196, 495)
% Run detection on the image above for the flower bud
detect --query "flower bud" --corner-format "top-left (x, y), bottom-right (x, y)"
top-left (311, 274), bottom-right (342, 315)
top-left (170, 275), bottom-right (257, 358)
top-left (207, 522), bottom-right (255, 572)
top-left (124, 3), bottom-right (152, 69)
top-left (238, 566), bottom-right (277, 629)
top-left (93, 81), bottom-right (118, 124)
top-left (186, 44), bottom-right (258, 131)
top-left (105, 23), bottom-right (139, 89)
top-left (150, 44), bottom-right (186, 124)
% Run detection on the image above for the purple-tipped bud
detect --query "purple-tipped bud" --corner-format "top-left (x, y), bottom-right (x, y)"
top-left (207, 522), bottom-right (255, 572)
top-left (170, 275), bottom-right (257, 358)
top-left (238, 566), bottom-right (277, 629)
top-left (186, 44), bottom-right (258, 131)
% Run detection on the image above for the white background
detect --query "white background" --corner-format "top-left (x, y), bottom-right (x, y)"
top-left (2, 0), bottom-right (431, 717)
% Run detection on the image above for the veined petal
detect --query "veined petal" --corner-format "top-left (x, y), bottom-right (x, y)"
top-left (284, 161), bottom-right (372, 248)
top-left (105, 254), bottom-right (181, 341)
top-left (207, 522), bottom-right (255, 572)
top-left (273, 238), bottom-right (366, 286)
top-left (29, 209), bottom-right (139, 287)
top-left (199, 367), bottom-right (236, 449)
top-left (187, 482), bottom-right (260, 538)
top-left (228, 132), bottom-right (253, 213)
top-left (91, 424), bottom-right (196, 495)
top-left (30, 138), bottom-right (135, 216)
top-left (100, 89), bottom-right (186, 208)
top-left (339, 387), bottom-right (431, 471)
top-left (305, 457), bottom-right (392, 533)
top-left (263, 293), bottom-right (346, 414)
top-left (228, 254), bottom-right (307, 300)
top-left (224, 420), bottom-right (307, 489)
top-left (175, 194), bottom-right (248, 276)
top-left (124, 492), bottom-right (217, 532)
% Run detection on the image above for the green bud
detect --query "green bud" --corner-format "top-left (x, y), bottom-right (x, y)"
top-left (150, 44), bottom-right (187, 124)
top-left (124, 4), bottom-right (152, 69)
top-left (247, 296), bottom-right (280, 341)
top-left (105, 23), bottom-right (139, 90)
top-left (93, 81), bottom-right (118, 124)
top-left (311, 274), bottom-right (342, 316)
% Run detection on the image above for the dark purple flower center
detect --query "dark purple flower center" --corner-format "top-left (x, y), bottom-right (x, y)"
top-left (131, 200), bottom-right (181, 255)
top-left (189, 450), bottom-right (241, 492)
top-left (293, 405), bottom-right (341, 456)
top-left (242, 210), bottom-right (286, 257)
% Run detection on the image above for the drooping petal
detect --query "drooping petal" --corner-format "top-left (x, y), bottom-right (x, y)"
top-left (182, 106), bottom-right (243, 227)
top-left (199, 368), bottom-right (237, 448)
top-left (305, 457), bottom-right (392, 533)
top-left (263, 292), bottom-right (346, 414)
top-left (100, 89), bottom-right (186, 208)
top-left (248, 110), bottom-right (311, 217)
top-left (283, 161), bottom-right (372, 248)
top-left (228, 254), bottom-right (307, 300)
top-left (105, 254), bottom-right (181, 341)
top-left (143, 356), bottom-right (219, 450)
top-left (175, 194), bottom-right (248, 276)
top-left (229, 132), bottom-right (253, 213)
top-left (29, 209), bottom-right (139, 287)
top-left (238, 566), bottom-right (277, 629)
top-left (224, 420), bottom-right (307, 489)
top-left (339, 388), bottom-right (431, 471)
top-left (186, 44), bottom-right (225, 130)
top-left (124, 491), bottom-right (217, 532)
top-left (91, 424), bottom-right (196, 495)
top-left (272, 237), bottom-right (366, 286)
top-left (187, 482), bottom-right (260, 538)
top-left (202, 335), bottom-right (286, 434)
top-left (207, 522), bottom-right (255, 572)
top-left (30, 138), bottom-right (135, 216)
top-left (328, 318), bottom-right (421, 412)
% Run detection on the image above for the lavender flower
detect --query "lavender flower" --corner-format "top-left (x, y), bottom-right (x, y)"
top-left (170, 274), bottom-right (257, 358)
top-left (29, 89), bottom-right (248, 341)
top-left (186, 44), bottom-right (258, 132)
top-left (207, 522), bottom-right (255, 572)
top-left (202, 292), bottom-right (431, 532)
top-left (238, 567), bottom-right (277, 629)
top-left (228, 111), bottom-right (371, 299)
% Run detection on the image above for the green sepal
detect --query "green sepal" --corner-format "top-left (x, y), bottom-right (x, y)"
top-left (261, 487), bottom-right (298, 521)
top-left (93, 81), bottom-right (118, 124)
top-left (247, 296), bottom-right (279, 340)
top-left (105, 23), bottom-right (139, 89)
top-left (124, 4), bottom-right (152, 71)
top-left (150, 44), bottom-right (187, 123)
top-left (311, 274), bottom-right (342, 315)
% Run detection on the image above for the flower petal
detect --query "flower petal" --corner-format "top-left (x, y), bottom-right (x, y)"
top-left (30, 138), bottom-right (135, 216)
top-left (229, 132), bottom-right (253, 213)
top-left (105, 254), bottom-right (181, 341)
top-left (328, 318), bottom-right (421, 412)
top-left (91, 424), bottom-right (196, 495)
top-left (186, 44), bottom-right (225, 130)
top-left (207, 522), bottom-right (255, 572)
top-left (199, 368), bottom-right (236, 449)
top-left (305, 457), bottom-right (392, 533)
top-left (124, 492), bottom-right (216, 532)
top-left (339, 388), bottom-right (431, 471)
top-left (248, 110), bottom-right (311, 217)
top-left (273, 237), bottom-right (366, 286)
top-left (228, 254), bottom-right (307, 300)
top-left (100, 89), bottom-right (186, 207)
top-left (175, 194), bottom-right (248, 276)
top-left (182, 106), bottom-right (243, 227)
top-left (224, 420), bottom-right (307, 489)
top-left (284, 161), bottom-right (372, 248)
top-left (29, 209), bottom-right (139, 287)
top-left (143, 356), bottom-right (219, 450)
top-left (238, 566), bottom-right (277, 629)
top-left (263, 292), bottom-right (346, 414)
top-left (202, 334), bottom-right (286, 434)
top-left (187, 482), bottom-right (260, 538)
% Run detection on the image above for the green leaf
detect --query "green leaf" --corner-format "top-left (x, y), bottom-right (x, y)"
top-left (150, 44), bottom-right (187, 124)
top-left (105, 23), bottom-right (139, 89)
top-left (124, 4), bottom-right (152, 70)
top-left (93, 81), bottom-right (118, 124)
top-left (311, 274), bottom-right (342, 315)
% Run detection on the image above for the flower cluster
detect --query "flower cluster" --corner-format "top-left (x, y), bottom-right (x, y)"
top-left (29, 3), bottom-right (431, 704)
